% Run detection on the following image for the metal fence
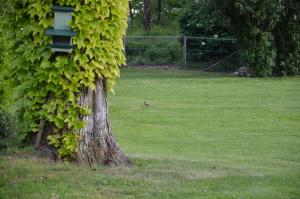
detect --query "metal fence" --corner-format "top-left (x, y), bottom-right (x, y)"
top-left (124, 35), bottom-right (238, 71)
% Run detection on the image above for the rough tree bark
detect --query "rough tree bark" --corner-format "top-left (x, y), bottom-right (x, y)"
top-left (143, 0), bottom-right (150, 31)
top-left (76, 79), bottom-right (131, 166)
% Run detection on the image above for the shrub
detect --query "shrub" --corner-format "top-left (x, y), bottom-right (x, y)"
top-left (0, 109), bottom-right (19, 149)
top-left (125, 37), bottom-right (182, 65)
top-left (211, 0), bottom-right (299, 77)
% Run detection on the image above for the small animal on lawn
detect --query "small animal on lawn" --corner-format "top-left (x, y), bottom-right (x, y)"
top-left (144, 100), bottom-right (150, 107)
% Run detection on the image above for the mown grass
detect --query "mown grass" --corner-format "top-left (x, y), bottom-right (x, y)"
top-left (1, 68), bottom-right (300, 199)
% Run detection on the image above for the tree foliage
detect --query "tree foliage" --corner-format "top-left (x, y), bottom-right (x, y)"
top-left (180, 0), bottom-right (232, 38)
top-left (210, 0), bottom-right (299, 76)
top-left (181, 0), bottom-right (299, 76)
top-left (0, 0), bottom-right (128, 158)
top-left (273, 0), bottom-right (300, 75)
top-left (129, 0), bottom-right (190, 29)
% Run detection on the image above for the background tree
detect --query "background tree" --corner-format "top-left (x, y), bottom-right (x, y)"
top-left (143, 0), bottom-right (151, 31)
top-left (273, 0), bottom-right (300, 76)
top-left (0, 0), bottom-right (130, 166)
top-left (128, 0), bottom-right (190, 33)
top-left (179, 0), bottom-right (299, 76)
top-left (180, 0), bottom-right (232, 37)
top-left (210, 0), bottom-right (287, 76)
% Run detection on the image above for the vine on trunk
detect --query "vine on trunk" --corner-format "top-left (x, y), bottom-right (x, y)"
top-left (0, 0), bottom-right (128, 160)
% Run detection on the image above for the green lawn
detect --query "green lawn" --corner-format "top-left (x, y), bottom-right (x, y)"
top-left (1, 68), bottom-right (300, 199)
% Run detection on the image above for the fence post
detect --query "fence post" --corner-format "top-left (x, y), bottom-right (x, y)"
top-left (183, 35), bottom-right (187, 69)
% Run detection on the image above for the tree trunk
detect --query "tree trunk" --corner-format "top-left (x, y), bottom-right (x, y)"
top-left (143, 0), bottom-right (151, 31)
top-left (129, 0), bottom-right (134, 26)
top-left (76, 79), bottom-right (130, 166)
top-left (157, 0), bottom-right (162, 24)
top-left (34, 120), bottom-right (45, 149)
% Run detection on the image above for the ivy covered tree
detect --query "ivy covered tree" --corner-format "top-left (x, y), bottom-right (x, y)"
top-left (0, 0), bottom-right (131, 166)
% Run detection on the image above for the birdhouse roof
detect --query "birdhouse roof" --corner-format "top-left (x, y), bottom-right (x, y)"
top-left (52, 6), bottom-right (74, 12)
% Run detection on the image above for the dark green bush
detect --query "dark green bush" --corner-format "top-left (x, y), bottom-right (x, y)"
top-left (239, 32), bottom-right (276, 77)
top-left (210, 0), bottom-right (299, 77)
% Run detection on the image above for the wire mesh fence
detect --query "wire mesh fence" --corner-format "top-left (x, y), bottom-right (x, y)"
top-left (125, 36), bottom-right (182, 66)
top-left (124, 35), bottom-right (238, 71)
